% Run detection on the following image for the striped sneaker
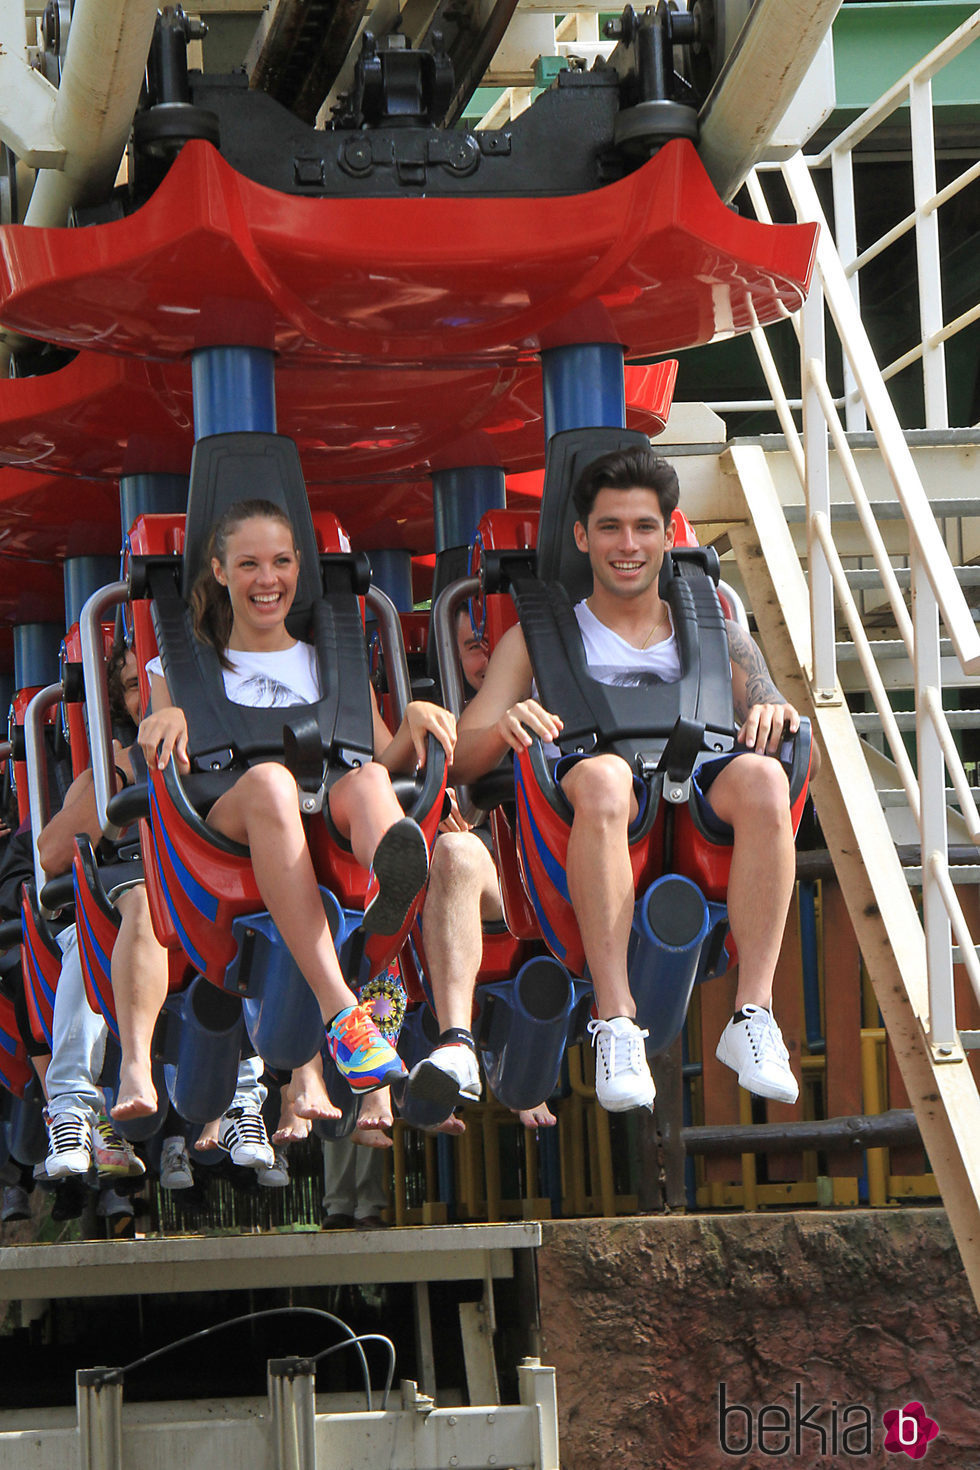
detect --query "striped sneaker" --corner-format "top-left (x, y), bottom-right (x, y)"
top-left (325, 1003), bottom-right (408, 1093)
top-left (43, 1108), bottom-right (93, 1179)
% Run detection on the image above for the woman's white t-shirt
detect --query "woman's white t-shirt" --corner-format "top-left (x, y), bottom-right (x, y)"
top-left (147, 641), bottom-right (321, 708)
top-left (536, 601), bottom-right (681, 757)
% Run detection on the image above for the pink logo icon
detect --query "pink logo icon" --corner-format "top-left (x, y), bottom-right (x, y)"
top-left (883, 1402), bottom-right (939, 1459)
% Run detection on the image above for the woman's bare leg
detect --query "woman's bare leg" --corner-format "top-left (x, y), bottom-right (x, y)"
top-left (207, 764), bottom-right (357, 1023)
top-left (327, 763), bottom-right (405, 867)
top-left (111, 886), bottom-right (169, 1120)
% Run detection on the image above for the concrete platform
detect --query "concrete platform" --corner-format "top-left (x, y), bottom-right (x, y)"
top-left (0, 1221), bottom-right (541, 1301)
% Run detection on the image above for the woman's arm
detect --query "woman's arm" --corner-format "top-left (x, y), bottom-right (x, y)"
top-left (375, 698), bottom-right (457, 775)
top-left (137, 671), bottom-right (191, 772)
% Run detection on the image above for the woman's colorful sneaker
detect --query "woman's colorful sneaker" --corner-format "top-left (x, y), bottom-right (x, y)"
top-left (325, 1003), bottom-right (408, 1092)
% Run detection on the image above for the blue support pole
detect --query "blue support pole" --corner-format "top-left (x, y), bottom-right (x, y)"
top-left (63, 557), bottom-right (118, 630)
top-left (540, 343), bottom-right (626, 440)
top-left (432, 466), bottom-right (506, 553)
top-left (119, 473), bottom-right (190, 534)
top-left (367, 549), bottom-right (414, 612)
top-left (191, 347), bottom-right (277, 440)
top-left (14, 624), bottom-right (63, 690)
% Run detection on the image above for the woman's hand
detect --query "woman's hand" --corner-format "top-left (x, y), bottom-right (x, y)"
top-left (138, 707), bottom-right (191, 774)
top-left (496, 698), bottom-right (563, 753)
top-left (404, 701), bottom-right (457, 769)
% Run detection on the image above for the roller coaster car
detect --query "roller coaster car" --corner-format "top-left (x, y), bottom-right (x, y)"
top-left (125, 431), bottom-right (447, 1075)
top-left (467, 427), bottom-right (812, 1056)
top-left (17, 653), bottom-right (92, 1053)
top-left (0, 920), bottom-right (33, 1099)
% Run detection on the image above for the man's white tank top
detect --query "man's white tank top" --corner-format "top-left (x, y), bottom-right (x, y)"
top-left (534, 600), bottom-right (681, 756)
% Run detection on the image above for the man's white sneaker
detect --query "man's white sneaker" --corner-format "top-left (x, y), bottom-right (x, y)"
top-left (715, 1004), bottom-right (799, 1104)
top-left (405, 1032), bottom-right (482, 1121)
top-left (587, 1016), bottom-right (656, 1113)
top-left (160, 1135), bottom-right (194, 1190)
top-left (217, 1106), bottom-right (275, 1170)
top-left (43, 1108), bottom-right (93, 1179)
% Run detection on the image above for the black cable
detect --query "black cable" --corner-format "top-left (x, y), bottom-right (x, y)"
top-left (308, 1332), bottom-right (397, 1410)
top-left (101, 1305), bottom-right (392, 1411)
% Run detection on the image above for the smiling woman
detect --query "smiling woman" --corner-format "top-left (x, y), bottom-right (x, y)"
top-left (121, 497), bottom-right (456, 1125)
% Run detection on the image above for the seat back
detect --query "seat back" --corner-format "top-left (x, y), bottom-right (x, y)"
top-left (511, 427), bottom-right (735, 773)
top-left (132, 434), bottom-right (377, 779)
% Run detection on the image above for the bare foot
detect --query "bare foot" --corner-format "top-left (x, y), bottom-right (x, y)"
top-left (352, 1087), bottom-right (393, 1148)
top-left (353, 1125), bottom-right (394, 1150)
top-left (272, 1079), bottom-right (312, 1144)
top-left (291, 1058), bottom-right (342, 1122)
top-left (195, 1118), bottom-right (221, 1151)
top-left (434, 1113), bottom-right (467, 1136)
top-left (110, 1060), bottom-right (157, 1120)
top-left (356, 1086), bottom-right (393, 1132)
top-left (518, 1102), bottom-right (557, 1130)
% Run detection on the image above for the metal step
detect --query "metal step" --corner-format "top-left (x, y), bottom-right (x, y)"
top-left (877, 788), bottom-right (980, 808)
top-left (905, 866), bottom-right (980, 885)
top-left (783, 498), bottom-right (980, 524)
top-left (852, 710), bottom-right (980, 732)
top-left (843, 566), bottom-right (980, 591)
top-left (836, 638), bottom-right (958, 661)
top-left (834, 642), bottom-right (980, 691)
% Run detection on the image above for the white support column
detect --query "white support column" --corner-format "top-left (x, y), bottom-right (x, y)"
top-left (909, 74), bottom-right (948, 429)
top-left (829, 146), bottom-right (867, 432)
top-left (268, 1358), bottom-right (317, 1470)
top-left (517, 1358), bottom-right (560, 1470)
top-left (911, 548), bottom-right (957, 1052)
top-left (76, 1370), bottom-right (123, 1470)
top-left (801, 273), bottom-right (837, 701)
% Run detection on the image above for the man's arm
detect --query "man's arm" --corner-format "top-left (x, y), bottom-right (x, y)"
top-left (36, 743), bottom-right (134, 877)
top-left (726, 619), bottom-right (800, 755)
top-left (452, 624), bottom-right (562, 783)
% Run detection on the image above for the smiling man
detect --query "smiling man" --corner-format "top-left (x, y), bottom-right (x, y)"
top-left (452, 447), bottom-right (813, 1114)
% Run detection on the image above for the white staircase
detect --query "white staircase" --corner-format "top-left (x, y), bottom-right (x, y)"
top-left (712, 11), bottom-right (980, 1306)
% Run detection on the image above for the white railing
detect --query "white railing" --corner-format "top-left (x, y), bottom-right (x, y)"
top-left (811, 7), bottom-right (980, 431)
top-left (742, 9), bottom-right (980, 1053)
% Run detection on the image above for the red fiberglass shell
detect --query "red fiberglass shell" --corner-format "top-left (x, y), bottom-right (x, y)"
top-left (0, 138), bottom-right (817, 365)
top-left (0, 351), bottom-right (676, 488)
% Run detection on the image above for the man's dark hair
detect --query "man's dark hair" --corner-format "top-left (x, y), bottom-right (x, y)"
top-left (571, 447), bottom-right (680, 525)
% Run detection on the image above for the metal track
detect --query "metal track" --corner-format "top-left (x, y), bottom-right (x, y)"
top-left (247, 0), bottom-right (374, 123)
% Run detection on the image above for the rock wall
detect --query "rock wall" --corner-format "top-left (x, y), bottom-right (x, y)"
top-left (537, 1210), bottom-right (979, 1469)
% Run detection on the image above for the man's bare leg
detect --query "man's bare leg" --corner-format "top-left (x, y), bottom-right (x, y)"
top-left (703, 755), bottom-right (795, 1008)
top-left (707, 754), bottom-right (799, 1103)
top-left (423, 833), bottom-right (501, 1031)
top-left (403, 831), bottom-right (498, 1117)
top-left (562, 755), bottom-right (638, 1018)
top-left (562, 754), bottom-right (655, 1113)
top-left (111, 886), bottom-right (169, 1119)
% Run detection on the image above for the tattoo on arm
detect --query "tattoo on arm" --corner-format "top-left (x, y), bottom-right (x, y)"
top-left (727, 622), bottom-right (783, 723)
